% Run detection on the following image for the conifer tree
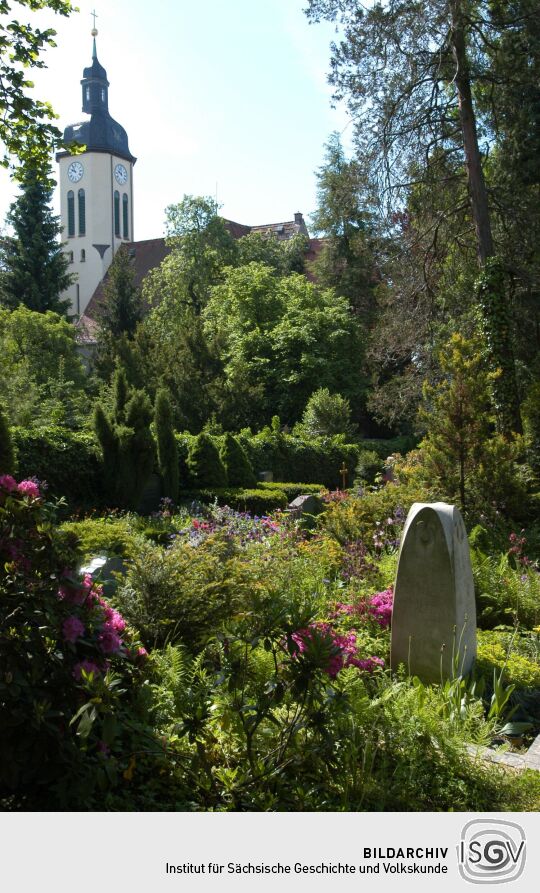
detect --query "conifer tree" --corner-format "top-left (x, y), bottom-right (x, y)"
top-left (155, 388), bottom-right (179, 501)
top-left (1, 166), bottom-right (72, 314)
top-left (94, 366), bottom-right (155, 509)
top-left (187, 433), bottom-right (228, 489)
top-left (219, 433), bottom-right (256, 487)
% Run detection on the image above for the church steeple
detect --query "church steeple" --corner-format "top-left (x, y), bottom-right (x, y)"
top-left (81, 29), bottom-right (109, 114)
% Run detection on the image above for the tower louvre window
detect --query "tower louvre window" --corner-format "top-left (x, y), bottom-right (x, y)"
top-left (122, 193), bottom-right (129, 239)
top-left (101, 87), bottom-right (106, 102)
top-left (78, 188), bottom-right (86, 235)
top-left (85, 86), bottom-right (90, 102)
top-left (114, 190), bottom-right (120, 237)
top-left (67, 190), bottom-right (75, 237)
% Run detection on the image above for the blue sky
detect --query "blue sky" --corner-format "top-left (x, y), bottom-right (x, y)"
top-left (0, 0), bottom-right (351, 240)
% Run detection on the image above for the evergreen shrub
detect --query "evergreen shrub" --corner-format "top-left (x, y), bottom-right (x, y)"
top-left (186, 432), bottom-right (228, 488)
top-left (178, 487), bottom-right (288, 514)
top-left (219, 432), bottom-right (256, 487)
top-left (154, 389), bottom-right (179, 500)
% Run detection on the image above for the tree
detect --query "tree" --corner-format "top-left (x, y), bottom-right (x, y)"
top-left (311, 133), bottom-right (378, 321)
top-left (306, 0), bottom-right (524, 433)
top-left (418, 333), bottom-right (523, 515)
top-left (1, 165), bottom-right (72, 313)
top-left (297, 388), bottom-right (357, 439)
top-left (0, 305), bottom-right (89, 427)
top-left (0, 0), bottom-right (75, 172)
top-left (94, 366), bottom-right (155, 510)
top-left (154, 388), bottom-right (179, 501)
top-left (161, 195), bottom-right (237, 314)
top-left (97, 248), bottom-right (142, 339)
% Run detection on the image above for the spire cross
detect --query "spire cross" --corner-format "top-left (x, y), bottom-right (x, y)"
top-left (91, 9), bottom-right (98, 30)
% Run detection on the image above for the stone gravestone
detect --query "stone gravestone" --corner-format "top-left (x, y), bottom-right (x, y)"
top-left (390, 502), bottom-right (476, 683)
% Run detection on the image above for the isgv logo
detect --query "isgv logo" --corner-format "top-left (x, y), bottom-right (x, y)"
top-left (458, 819), bottom-right (526, 884)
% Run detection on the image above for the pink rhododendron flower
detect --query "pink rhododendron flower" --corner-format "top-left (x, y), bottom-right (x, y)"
top-left (0, 474), bottom-right (17, 492)
top-left (98, 626), bottom-right (123, 654)
top-left (136, 646), bottom-right (148, 658)
top-left (351, 656), bottom-right (385, 673)
top-left (368, 588), bottom-right (394, 628)
top-left (103, 606), bottom-right (126, 632)
top-left (62, 615), bottom-right (85, 643)
top-left (17, 479), bottom-right (40, 499)
top-left (73, 660), bottom-right (101, 681)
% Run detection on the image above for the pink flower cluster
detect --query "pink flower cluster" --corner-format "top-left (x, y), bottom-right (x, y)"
top-left (0, 475), bottom-right (40, 500)
top-left (57, 568), bottom-right (130, 678)
top-left (291, 622), bottom-right (384, 678)
top-left (368, 588), bottom-right (394, 628)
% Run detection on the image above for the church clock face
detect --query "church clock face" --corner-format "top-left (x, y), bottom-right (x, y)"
top-left (114, 163), bottom-right (128, 185)
top-left (68, 161), bottom-right (84, 182)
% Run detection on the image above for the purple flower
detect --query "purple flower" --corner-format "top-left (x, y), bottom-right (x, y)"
top-left (73, 659), bottom-right (101, 681)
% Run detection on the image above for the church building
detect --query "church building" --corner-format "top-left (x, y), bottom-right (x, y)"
top-left (57, 30), bottom-right (323, 336)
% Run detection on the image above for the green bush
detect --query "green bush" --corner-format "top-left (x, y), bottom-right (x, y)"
top-left (220, 432), bottom-right (257, 487)
top-left (0, 404), bottom-right (15, 475)
top-left (179, 487), bottom-right (288, 514)
top-left (12, 425), bottom-right (102, 509)
top-left (115, 533), bottom-right (249, 650)
top-left (186, 432), bottom-right (228, 488)
top-left (258, 481), bottom-right (325, 499)
top-left (354, 449), bottom-right (381, 485)
top-left (59, 516), bottom-right (146, 561)
top-left (471, 547), bottom-right (540, 630)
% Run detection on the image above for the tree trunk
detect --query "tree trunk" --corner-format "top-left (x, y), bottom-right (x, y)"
top-left (450, 0), bottom-right (494, 265)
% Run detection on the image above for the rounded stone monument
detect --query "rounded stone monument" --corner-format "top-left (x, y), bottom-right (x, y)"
top-left (390, 502), bottom-right (477, 683)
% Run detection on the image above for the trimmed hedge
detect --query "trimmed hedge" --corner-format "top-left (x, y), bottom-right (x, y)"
top-left (178, 487), bottom-right (288, 514)
top-left (12, 425), bottom-right (102, 509)
top-left (258, 482), bottom-right (326, 500)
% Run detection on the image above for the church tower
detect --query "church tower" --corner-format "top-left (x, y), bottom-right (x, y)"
top-left (56, 25), bottom-right (136, 317)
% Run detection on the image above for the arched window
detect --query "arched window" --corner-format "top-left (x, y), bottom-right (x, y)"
top-left (78, 188), bottom-right (86, 235)
top-left (85, 86), bottom-right (90, 102)
top-left (80, 249), bottom-right (86, 262)
top-left (114, 190), bottom-right (120, 237)
top-left (67, 190), bottom-right (75, 237)
top-left (101, 87), bottom-right (106, 103)
top-left (122, 193), bottom-right (129, 239)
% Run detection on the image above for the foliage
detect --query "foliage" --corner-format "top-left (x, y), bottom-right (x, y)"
top-left (115, 533), bottom-right (247, 651)
top-left (154, 388), bottom-right (179, 501)
top-left (522, 378), bottom-right (540, 480)
top-left (471, 544), bottom-right (540, 630)
top-left (1, 165), bottom-right (72, 313)
top-left (94, 367), bottom-right (155, 510)
top-left (219, 432), bottom-right (256, 488)
top-left (0, 305), bottom-right (89, 428)
top-left (0, 403), bottom-right (15, 474)
top-left (186, 432), bottom-right (228, 489)
top-left (0, 475), bottom-right (156, 810)
top-left (204, 263), bottom-right (367, 428)
top-left (354, 449), bottom-right (381, 486)
top-left (179, 487), bottom-right (288, 515)
top-left (475, 257), bottom-right (522, 434)
top-left (237, 231), bottom-right (309, 276)
top-left (418, 333), bottom-right (526, 516)
top-left (94, 249), bottom-right (143, 379)
top-left (0, 0), bottom-right (76, 172)
top-left (296, 386), bottom-right (357, 439)
top-left (59, 516), bottom-right (146, 562)
top-left (12, 425), bottom-right (101, 508)
top-left (310, 132), bottom-right (377, 321)
top-left (476, 631), bottom-right (540, 690)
